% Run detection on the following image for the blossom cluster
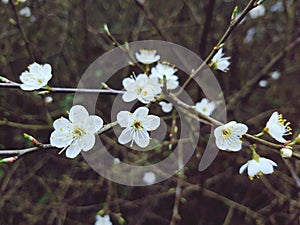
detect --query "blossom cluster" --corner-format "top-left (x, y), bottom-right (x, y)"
top-left (214, 111), bottom-right (292, 179)
top-left (13, 47), bottom-right (294, 182)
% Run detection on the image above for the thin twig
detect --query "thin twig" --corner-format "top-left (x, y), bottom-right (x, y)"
top-left (0, 82), bottom-right (125, 94)
top-left (169, 92), bottom-right (283, 150)
top-left (227, 36), bottom-right (300, 109)
top-left (9, 0), bottom-right (35, 61)
top-left (179, 0), bottom-right (257, 93)
top-left (135, 0), bottom-right (170, 41)
top-left (0, 121), bottom-right (118, 157)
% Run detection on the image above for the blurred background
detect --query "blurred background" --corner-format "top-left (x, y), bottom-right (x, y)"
top-left (0, 0), bottom-right (299, 224)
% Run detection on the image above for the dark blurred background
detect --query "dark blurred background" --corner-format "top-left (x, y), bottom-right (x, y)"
top-left (0, 0), bottom-right (299, 224)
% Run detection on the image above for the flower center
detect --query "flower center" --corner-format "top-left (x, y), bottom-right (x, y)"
top-left (222, 129), bottom-right (231, 138)
top-left (132, 120), bottom-right (143, 130)
top-left (137, 87), bottom-right (143, 94)
top-left (73, 127), bottom-right (85, 138)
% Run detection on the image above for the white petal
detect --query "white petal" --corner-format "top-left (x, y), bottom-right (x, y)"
top-left (143, 115), bottom-right (160, 130)
top-left (65, 141), bottom-right (81, 158)
top-left (212, 48), bottom-right (223, 61)
top-left (259, 162), bottom-right (274, 175)
top-left (239, 162), bottom-right (249, 174)
top-left (69, 105), bottom-right (89, 123)
top-left (122, 91), bottom-right (137, 102)
top-left (272, 135), bottom-right (287, 143)
top-left (134, 130), bottom-right (150, 147)
top-left (42, 64), bottom-right (52, 81)
top-left (159, 101), bottom-right (173, 113)
top-left (122, 77), bottom-right (135, 90)
top-left (232, 123), bottom-right (248, 135)
top-left (53, 117), bottom-right (73, 130)
top-left (50, 130), bottom-right (73, 148)
top-left (167, 79), bottom-right (179, 90)
top-left (136, 74), bottom-right (148, 84)
top-left (79, 133), bottom-right (95, 151)
top-left (117, 111), bottom-right (131, 127)
top-left (133, 107), bottom-right (149, 120)
top-left (247, 160), bottom-right (260, 177)
top-left (215, 136), bottom-right (228, 150)
top-left (20, 83), bottom-right (37, 91)
top-left (266, 112), bottom-right (279, 128)
top-left (217, 60), bottom-right (230, 72)
top-left (226, 137), bottom-right (243, 151)
top-left (118, 127), bottom-right (133, 145)
top-left (28, 62), bottom-right (41, 72)
top-left (84, 115), bottom-right (103, 133)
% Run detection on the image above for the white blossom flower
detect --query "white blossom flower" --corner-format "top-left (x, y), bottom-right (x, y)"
top-left (280, 146), bottom-right (293, 158)
top-left (271, 71), bottom-right (280, 80)
top-left (143, 171), bottom-right (156, 185)
top-left (19, 62), bottom-right (52, 91)
top-left (135, 49), bottom-right (160, 64)
top-left (214, 121), bottom-right (248, 151)
top-left (95, 215), bottom-right (113, 225)
top-left (249, 4), bottom-right (265, 19)
top-left (50, 105), bottom-right (103, 158)
top-left (122, 74), bottom-right (161, 104)
top-left (19, 7), bottom-right (31, 17)
top-left (210, 48), bottom-right (230, 72)
top-left (264, 112), bottom-right (292, 143)
top-left (239, 156), bottom-right (277, 180)
top-left (195, 98), bottom-right (215, 116)
top-left (117, 107), bottom-right (160, 148)
top-left (159, 101), bottom-right (173, 113)
top-left (259, 80), bottom-right (268, 87)
top-left (150, 62), bottom-right (179, 90)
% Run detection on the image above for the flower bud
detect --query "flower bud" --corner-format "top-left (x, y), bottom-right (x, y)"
top-left (294, 134), bottom-right (300, 144)
top-left (0, 156), bottom-right (18, 163)
top-left (280, 146), bottom-right (293, 158)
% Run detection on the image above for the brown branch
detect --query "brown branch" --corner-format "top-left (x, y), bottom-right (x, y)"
top-left (9, 0), bottom-right (35, 61)
top-left (179, 0), bottom-right (257, 92)
top-left (135, 0), bottom-right (170, 41)
top-left (227, 36), bottom-right (300, 110)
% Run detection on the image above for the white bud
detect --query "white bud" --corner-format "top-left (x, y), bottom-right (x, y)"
top-left (44, 96), bottom-right (53, 104)
top-left (280, 146), bottom-right (293, 158)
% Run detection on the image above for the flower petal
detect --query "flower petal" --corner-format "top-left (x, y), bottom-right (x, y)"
top-left (69, 105), bottom-right (89, 124)
top-left (84, 115), bottom-right (103, 133)
top-left (41, 64), bottom-right (52, 82)
top-left (133, 107), bottom-right (149, 120)
top-left (143, 115), bottom-right (160, 131)
top-left (134, 130), bottom-right (150, 147)
top-left (122, 91), bottom-right (137, 102)
top-left (226, 137), bottom-right (243, 151)
top-left (118, 127), bottom-right (133, 145)
top-left (122, 77), bottom-right (135, 91)
top-left (117, 111), bottom-right (131, 127)
top-left (50, 130), bottom-right (73, 148)
top-left (239, 162), bottom-right (249, 174)
top-left (53, 117), bottom-right (73, 130)
top-left (65, 141), bottom-right (81, 158)
top-left (247, 160), bottom-right (260, 177)
top-left (80, 133), bottom-right (95, 151)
